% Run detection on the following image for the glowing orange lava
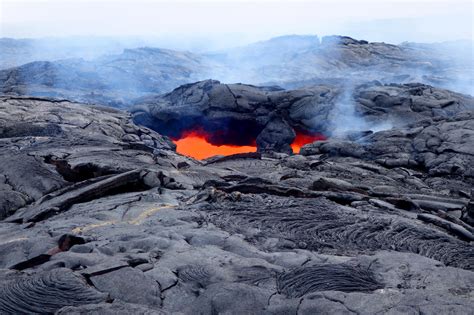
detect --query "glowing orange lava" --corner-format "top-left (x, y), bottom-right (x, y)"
top-left (173, 130), bottom-right (257, 160)
top-left (291, 132), bottom-right (326, 153)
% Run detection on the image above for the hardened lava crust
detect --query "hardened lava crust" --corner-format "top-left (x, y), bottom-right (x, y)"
top-left (0, 87), bottom-right (473, 314)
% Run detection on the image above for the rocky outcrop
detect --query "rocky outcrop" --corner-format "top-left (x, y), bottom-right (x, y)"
top-left (1, 94), bottom-right (473, 313)
top-left (132, 80), bottom-right (473, 153)
top-left (301, 111), bottom-right (474, 179)
top-left (0, 96), bottom-right (177, 220)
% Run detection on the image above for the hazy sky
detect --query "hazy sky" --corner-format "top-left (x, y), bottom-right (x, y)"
top-left (0, 0), bottom-right (472, 46)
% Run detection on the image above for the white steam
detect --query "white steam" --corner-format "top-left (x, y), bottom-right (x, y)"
top-left (328, 85), bottom-right (393, 138)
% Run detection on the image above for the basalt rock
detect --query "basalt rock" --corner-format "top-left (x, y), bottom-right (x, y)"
top-left (301, 111), bottom-right (474, 179)
top-left (0, 96), bottom-right (180, 220)
top-left (276, 263), bottom-right (383, 298)
top-left (132, 80), bottom-right (473, 153)
top-left (0, 268), bottom-right (108, 313)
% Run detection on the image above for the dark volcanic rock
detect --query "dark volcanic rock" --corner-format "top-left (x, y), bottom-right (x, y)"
top-left (301, 111), bottom-right (474, 179)
top-left (0, 96), bottom-right (177, 220)
top-left (132, 80), bottom-right (473, 153)
top-left (203, 196), bottom-right (473, 269)
top-left (277, 263), bottom-right (383, 298)
top-left (0, 268), bottom-right (108, 313)
top-left (256, 116), bottom-right (295, 154)
top-left (0, 94), bottom-right (473, 313)
top-left (89, 267), bottom-right (161, 306)
top-left (57, 300), bottom-right (167, 314)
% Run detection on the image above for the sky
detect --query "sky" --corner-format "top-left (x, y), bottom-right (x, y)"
top-left (0, 0), bottom-right (472, 47)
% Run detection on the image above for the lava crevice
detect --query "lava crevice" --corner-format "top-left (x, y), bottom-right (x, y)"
top-left (170, 125), bottom-right (326, 160)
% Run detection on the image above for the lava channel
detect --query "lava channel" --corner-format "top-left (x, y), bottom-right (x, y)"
top-left (172, 129), bottom-right (257, 160)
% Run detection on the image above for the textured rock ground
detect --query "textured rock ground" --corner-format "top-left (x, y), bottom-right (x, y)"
top-left (0, 94), bottom-right (473, 314)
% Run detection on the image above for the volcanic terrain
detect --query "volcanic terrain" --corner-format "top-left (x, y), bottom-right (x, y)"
top-left (1, 36), bottom-right (472, 107)
top-left (0, 36), bottom-right (473, 314)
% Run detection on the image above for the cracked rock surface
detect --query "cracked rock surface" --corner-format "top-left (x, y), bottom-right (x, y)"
top-left (0, 95), bottom-right (473, 314)
top-left (132, 80), bottom-right (473, 153)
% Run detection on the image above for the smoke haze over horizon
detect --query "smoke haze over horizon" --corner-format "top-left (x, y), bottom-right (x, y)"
top-left (0, 0), bottom-right (472, 50)
top-left (0, 0), bottom-right (472, 108)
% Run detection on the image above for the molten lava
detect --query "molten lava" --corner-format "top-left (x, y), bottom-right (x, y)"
top-left (172, 127), bottom-right (325, 159)
top-left (291, 132), bottom-right (326, 153)
top-left (173, 129), bottom-right (257, 160)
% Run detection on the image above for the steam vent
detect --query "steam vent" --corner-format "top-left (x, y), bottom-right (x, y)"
top-left (1, 35), bottom-right (474, 314)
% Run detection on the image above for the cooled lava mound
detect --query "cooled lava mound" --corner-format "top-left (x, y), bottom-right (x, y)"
top-left (132, 80), bottom-right (473, 159)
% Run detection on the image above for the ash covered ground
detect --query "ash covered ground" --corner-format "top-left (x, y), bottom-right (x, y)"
top-left (0, 36), bottom-right (473, 314)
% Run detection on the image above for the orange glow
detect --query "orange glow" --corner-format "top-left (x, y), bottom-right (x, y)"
top-left (291, 132), bottom-right (326, 153)
top-left (173, 130), bottom-right (257, 160)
